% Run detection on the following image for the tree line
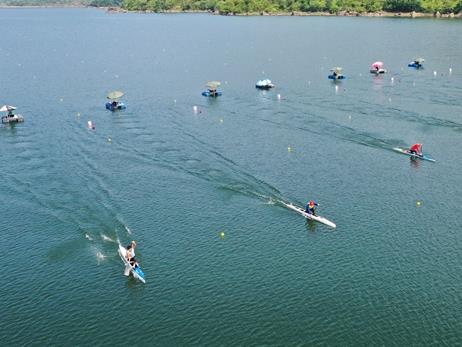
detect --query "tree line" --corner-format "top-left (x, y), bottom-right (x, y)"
top-left (0, 0), bottom-right (122, 6)
top-left (121, 0), bottom-right (462, 14)
top-left (0, 0), bottom-right (460, 14)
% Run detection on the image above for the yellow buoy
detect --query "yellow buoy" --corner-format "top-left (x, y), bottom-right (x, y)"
top-left (108, 137), bottom-right (112, 142)
top-left (416, 201), bottom-right (422, 207)
top-left (219, 231), bottom-right (225, 238)
top-left (288, 146), bottom-right (292, 152)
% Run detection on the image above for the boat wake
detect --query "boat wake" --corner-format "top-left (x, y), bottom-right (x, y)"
top-left (100, 233), bottom-right (116, 243)
top-left (95, 250), bottom-right (106, 265)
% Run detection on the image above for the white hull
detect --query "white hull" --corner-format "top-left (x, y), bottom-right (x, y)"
top-left (281, 201), bottom-right (336, 228)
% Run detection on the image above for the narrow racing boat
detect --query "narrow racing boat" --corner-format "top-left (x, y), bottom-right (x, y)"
top-left (281, 201), bottom-right (336, 228)
top-left (118, 243), bottom-right (146, 283)
top-left (393, 147), bottom-right (436, 162)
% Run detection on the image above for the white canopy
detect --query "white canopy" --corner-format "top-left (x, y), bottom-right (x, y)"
top-left (0, 105), bottom-right (16, 112)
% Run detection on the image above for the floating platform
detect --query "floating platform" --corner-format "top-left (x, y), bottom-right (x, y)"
top-left (328, 75), bottom-right (345, 80)
top-left (2, 115), bottom-right (24, 124)
top-left (408, 63), bottom-right (423, 68)
top-left (202, 91), bottom-right (222, 97)
top-left (105, 102), bottom-right (126, 111)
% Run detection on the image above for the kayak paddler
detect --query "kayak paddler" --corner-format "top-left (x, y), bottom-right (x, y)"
top-left (305, 200), bottom-right (318, 216)
top-left (126, 240), bottom-right (137, 267)
top-left (409, 143), bottom-right (423, 156)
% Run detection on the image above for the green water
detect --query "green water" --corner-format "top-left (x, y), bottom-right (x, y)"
top-left (1, 8), bottom-right (462, 346)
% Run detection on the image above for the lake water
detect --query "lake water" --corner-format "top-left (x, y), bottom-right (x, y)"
top-left (1, 8), bottom-right (462, 346)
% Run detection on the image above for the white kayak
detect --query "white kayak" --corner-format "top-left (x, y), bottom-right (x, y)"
top-left (118, 244), bottom-right (146, 283)
top-left (281, 201), bottom-right (336, 228)
top-left (393, 147), bottom-right (436, 162)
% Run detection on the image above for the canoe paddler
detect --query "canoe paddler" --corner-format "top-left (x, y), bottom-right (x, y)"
top-left (409, 143), bottom-right (423, 156)
top-left (305, 200), bottom-right (318, 216)
top-left (126, 240), bottom-right (137, 266)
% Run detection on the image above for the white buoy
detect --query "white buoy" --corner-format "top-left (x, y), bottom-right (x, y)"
top-left (193, 105), bottom-right (198, 114)
top-left (348, 115), bottom-right (352, 120)
top-left (433, 71), bottom-right (437, 76)
top-left (277, 94), bottom-right (281, 100)
top-left (388, 97), bottom-right (392, 102)
top-left (87, 121), bottom-right (95, 130)
top-left (391, 77), bottom-right (394, 84)
top-left (449, 68), bottom-right (452, 74)
top-left (335, 85), bottom-right (339, 93)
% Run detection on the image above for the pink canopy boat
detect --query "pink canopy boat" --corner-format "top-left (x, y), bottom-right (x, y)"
top-left (370, 61), bottom-right (386, 74)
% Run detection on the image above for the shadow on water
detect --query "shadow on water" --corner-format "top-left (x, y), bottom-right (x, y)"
top-left (305, 219), bottom-right (318, 232)
top-left (410, 157), bottom-right (421, 169)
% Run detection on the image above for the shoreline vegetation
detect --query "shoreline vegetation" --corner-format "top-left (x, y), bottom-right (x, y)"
top-left (0, 0), bottom-right (461, 18)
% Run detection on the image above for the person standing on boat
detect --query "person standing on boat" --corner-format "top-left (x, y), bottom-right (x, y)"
top-left (305, 200), bottom-right (318, 216)
top-left (409, 143), bottom-right (423, 156)
top-left (126, 240), bottom-right (137, 266)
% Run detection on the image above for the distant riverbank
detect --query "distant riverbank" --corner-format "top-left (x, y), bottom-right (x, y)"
top-left (107, 7), bottom-right (462, 19)
top-left (1, 4), bottom-right (460, 19)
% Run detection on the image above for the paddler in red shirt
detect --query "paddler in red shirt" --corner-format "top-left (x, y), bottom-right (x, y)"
top-left (409, 143), bottom-right (423, 156)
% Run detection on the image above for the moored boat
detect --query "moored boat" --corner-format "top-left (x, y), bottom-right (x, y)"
top-left (255, 79), bottom-right (275, 89)
top-left (106, 91), bottom-right (126, 111)
top-left (202, 81), bottom-right (222, 97)
top-left (328, 67), bottom-right (345, 80)
top-left (408, 58), bottom-right (424, 68)
top-left (1, 105), bottom-right (24, 124)
top-left (370, 61), bottom-right (387, 74)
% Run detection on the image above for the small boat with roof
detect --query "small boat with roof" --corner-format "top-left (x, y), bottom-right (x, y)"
top-left (255, 79), bottom-right (275, 89)
top-left (105, 91), bottom-right (126, 111)
top-left (370, 61), bottom-right (387, 74)
top-left (328, 67), bottom-right (345, 80)
top-left (202, 81), bottom-right (222, 97)
top-left (408, 58), bottom-right (424, 68)
top-left (1, 105), bottom-right (24, 124)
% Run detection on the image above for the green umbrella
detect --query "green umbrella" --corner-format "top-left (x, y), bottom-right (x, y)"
top-left (206, 81), bottom-right (221, 90)
top-left (107, 91), bottom-right (124, 100)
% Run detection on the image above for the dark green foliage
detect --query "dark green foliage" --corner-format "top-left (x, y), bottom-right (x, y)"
top-left (120, 0), bottom-right (462, 12)
top-left (0, 0), bottom-right (460, 13)
top-left (0, 0), bottom-right (121, 5)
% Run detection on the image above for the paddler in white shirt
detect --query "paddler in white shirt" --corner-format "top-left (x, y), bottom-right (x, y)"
top-left (126, 240), bottom-right (137, 266)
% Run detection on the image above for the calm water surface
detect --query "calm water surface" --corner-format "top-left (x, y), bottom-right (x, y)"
top-left (1, 8), bottom-right (462, 346)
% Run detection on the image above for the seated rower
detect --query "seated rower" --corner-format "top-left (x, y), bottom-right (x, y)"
top-left (305, 200), bottom-right (318, 216)
top-left (409, 143), bottom-right (423, 156)
top-left (111, 100), bottom-right (119, 109)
